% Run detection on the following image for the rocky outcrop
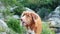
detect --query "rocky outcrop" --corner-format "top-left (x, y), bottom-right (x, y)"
top-left (48, 6), bottom-right (60, 27)
top-left (48, 6), bottom-right (60, 34)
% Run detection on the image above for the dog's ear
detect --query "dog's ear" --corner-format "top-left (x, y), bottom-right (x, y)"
top-left (31, 13), bottom-right (38, 23)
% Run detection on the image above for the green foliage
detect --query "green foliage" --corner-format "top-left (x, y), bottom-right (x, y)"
top-left (0, 7), bottom-right (14, 19)
top-left (6, 28), bottom-right (19, 34)
top-left (0, 0), bottom-right (25, 16)
top-left (37, 7), bottom-right (51, 19)
top-left (21, 0), bottom-right (53, 11)
top-left (0, 0), bottom-right (60, 18)
top-left (13, 6), bottom-right (25, 16)
top-left (42, 22), bottom-right (55, 34)
top-left (6, 17), bottom-right (24, 34)
top-left (2, 8), bottom-right (13, 16)
top-left (0, 0), bottom-right (22, 7)
top-left (22, 0), bottom-right (53, 5)
top-left (21, 0), bottom-right (60, 11)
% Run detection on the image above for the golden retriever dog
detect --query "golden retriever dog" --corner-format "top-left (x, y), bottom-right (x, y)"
top-left (20, 11), bottom-right (42, 34)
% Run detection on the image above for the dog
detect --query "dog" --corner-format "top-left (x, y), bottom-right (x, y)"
top-left (20, 11), bottom-right (42, 34)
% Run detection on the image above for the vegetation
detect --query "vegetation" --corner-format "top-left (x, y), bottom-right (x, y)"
top-left (0, 0), bottom-right (60, 34)
top-left (0, 0), bottom-right (60, 18)
top-left (6, 17), bottom-right (25, 34)
top-left (42, 22), bottom-right (55, 34)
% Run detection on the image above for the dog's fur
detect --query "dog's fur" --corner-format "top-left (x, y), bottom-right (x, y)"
top-left (20, 11), bottom-right (42, 34)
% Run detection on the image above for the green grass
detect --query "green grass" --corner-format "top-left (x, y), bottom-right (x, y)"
top-left (42, 22), bottom-right (55, 34)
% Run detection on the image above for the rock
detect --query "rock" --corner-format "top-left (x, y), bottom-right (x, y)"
top-left (10, 6), bottom-right (18, 12)
top-left (25, 7), bottom-right (32, 11)
top-left (25, 7), bottom-right (34, 12)
top-left (12, 15), bottom-right (20, 19)
top-left (48, 6), bottom-right (60, 27)
top-left (0, 20), bottom-right (8, 28)
top-left (48, 6), bottom-right (60, 34)
top-left (0, 19), bottom-right (8, 34)
top-left (0, 13), bottom-right (4, 20)
top-left (0, 2), bottom-right (5, 10)
top-left (56, 32), bottom-right (60, 34)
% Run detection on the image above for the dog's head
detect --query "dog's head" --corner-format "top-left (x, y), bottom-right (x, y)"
top-left (20, 11), bottom-right (38, 26)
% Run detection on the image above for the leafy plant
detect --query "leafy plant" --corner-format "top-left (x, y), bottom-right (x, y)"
top-left (6, 17), bottom-right (25, 34)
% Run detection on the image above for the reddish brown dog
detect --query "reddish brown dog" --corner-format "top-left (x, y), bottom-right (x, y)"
top-left (20, 11), bottom-right (42, 34)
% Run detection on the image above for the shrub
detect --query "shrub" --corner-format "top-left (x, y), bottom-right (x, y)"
top-left (37, 7), bottom-right (51, 19)
top-left (6, 17), bottom-right (25, 34)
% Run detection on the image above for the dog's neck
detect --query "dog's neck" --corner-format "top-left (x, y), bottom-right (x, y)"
top-left (26, 22), bottom-right (37, 33)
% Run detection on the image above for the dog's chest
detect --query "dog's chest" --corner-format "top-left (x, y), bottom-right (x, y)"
top-left (27, 28), bottom-right (35, 34)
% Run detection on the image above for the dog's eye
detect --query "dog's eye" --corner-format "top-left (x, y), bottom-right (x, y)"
top-left (27, 15), bottom-right (30, 17)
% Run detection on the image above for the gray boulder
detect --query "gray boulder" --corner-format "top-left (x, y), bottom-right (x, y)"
top-left (48, 6), bottom-right (60, 34)
top-left (0, 19), bottom-right (8, 34)
top-left (12, 15), bottom-right (19, 19)
top-left (48, 6), bottom-right (60, 27)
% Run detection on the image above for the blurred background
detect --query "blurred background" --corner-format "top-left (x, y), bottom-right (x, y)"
top-left (0, 0), bottom-right (60, 34)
